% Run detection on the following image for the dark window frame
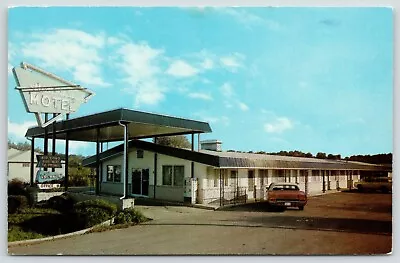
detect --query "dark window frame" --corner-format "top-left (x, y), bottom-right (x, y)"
top-left (106, 165), bottom-right (122, 183)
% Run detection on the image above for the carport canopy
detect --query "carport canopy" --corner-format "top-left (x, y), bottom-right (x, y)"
top-left (25, 108), bottom-right (212, 141)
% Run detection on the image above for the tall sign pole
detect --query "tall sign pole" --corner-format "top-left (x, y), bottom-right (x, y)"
top-left (12, 62), bottom-right (95, 187)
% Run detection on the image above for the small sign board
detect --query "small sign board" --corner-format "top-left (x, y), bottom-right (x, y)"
top-left (36, 170), bottom-right (64, 183)
top-left (36, 155), bottom-right (62, 168)
top-left (38, 183), bottom-right (61, 190)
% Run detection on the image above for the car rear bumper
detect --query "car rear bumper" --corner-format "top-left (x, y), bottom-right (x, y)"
top-left (268, 200), bottom-right (307, 207)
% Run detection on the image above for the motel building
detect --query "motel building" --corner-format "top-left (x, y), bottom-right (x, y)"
top-left (24, 108), bottom-right (391, 207)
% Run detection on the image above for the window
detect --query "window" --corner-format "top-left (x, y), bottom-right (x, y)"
top-left (284, 170), bottom-right (291, 182)
top-left (174, 166), bottom-right (184, 186)
top-left (271, 184), bottom-right (300, 191)
top-left (22, 163), bottom-right (30, 167)
top-left (137, 149), bottom-right (144, 159)
top-left (275, 169), bottom-right (285, 182)
top-left (248, 170), bottom-right (255, 190)
top-left (162, 166), bottom-right (173, 186)
top-left (312, 170), bottom-right (320, 182)
top-left (299, 170), bottom-right (307, 182)
top-left (222, 170), bottom-right (228, 187)
top-left (214, 171), bottom-right (218, 187)
top-left (230, 170), bottom-right (237, 187)
top-left (259, 170), bottom-right (267, 186)
top-left (162, 165), bottom-right (184, 186)
top-left (107, 165), bottom-right (122, 183)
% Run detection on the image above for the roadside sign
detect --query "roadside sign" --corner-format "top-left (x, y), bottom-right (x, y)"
top-left (36, 155), bottom-right (62, 168)
top-left (38, 183), bottom-right (61, 189)
top-left (12, 62), bottom-right (95, 127)
top-left (36, 170), bottom-right (64, 183)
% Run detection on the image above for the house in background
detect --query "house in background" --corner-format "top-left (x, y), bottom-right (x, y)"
top-left (7, 148), bottom-right (65, 183)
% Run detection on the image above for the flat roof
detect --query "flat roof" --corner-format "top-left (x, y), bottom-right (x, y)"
top-left (82, 140), bottom-right (391, 172)
top-left (25, 108), bottom-right (212, 142)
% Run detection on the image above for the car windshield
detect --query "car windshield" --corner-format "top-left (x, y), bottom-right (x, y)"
top-left (270, 185), bottom-right (299, 191)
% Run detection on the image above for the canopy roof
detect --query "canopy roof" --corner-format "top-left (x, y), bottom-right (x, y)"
top-left (25, 108), bottom-right (212, 142)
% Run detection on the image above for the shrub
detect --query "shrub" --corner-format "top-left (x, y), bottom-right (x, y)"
top-left (8, 179), bottom-right (27, 196)
top-left (73, 199), bottom-right (117, 228)
top-left (47, 194), bottom-right (74, 212)
top-left (25, 186), bottom-right (39, 207)
top-left (73, 199), bottom-right (117, 216)
top-left (8, 195), bottom-right (29, 214)
top-left (114, 210), bottom-right (133, 225)
top-left (114, 208), bottom-right (147, 225)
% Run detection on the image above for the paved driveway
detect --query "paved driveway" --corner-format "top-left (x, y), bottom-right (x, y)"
top-left (8, 192), bottom-right (392, 255)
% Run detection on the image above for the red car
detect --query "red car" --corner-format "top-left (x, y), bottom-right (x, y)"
top-left (266, 182), bottom-right (307, 210)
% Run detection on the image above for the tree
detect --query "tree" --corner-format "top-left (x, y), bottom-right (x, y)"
top-left (156, 135), bottom-right (191, 149)
top-left (316, 152), bottom-right (327, 159)
top-left (8, 139), bottom-right (43, 153)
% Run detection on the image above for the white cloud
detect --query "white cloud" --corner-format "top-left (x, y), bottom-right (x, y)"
top-left (217, 8), bottom-right (281, 30)
top-left (116, 42), bottom-right (165, 107)
top-left (107, 36), bottom-right (124, 46)
top-left (8, 119), bottom-right (89, 152)
top-left (117, 42), bottom-right (163, 82)
top-left (238, 102), bottom-right (249, 111)
top-left (264, 117), bottom-right (293, 133)
top-left (8, 43), bottom-right (15, 75)
top-left (188, 92), bottom-right (213, 100)
top-left (202, 78), bottom-right (212, 84)
top-left (193, 113), bottom-right (230, 126)
top-left (224, 101), bottom-right (233, 108)
top-left (47, 140), bottom-right (89, 153)
top-left (8, 64), bottom-right (13, 75)
top-left (8, 119), bottom-right (37, 140)
top-left (166, 60), bottom-right (199, 77)
top-left (21, 29), bottom-right (110, 87)
top-left (299, 81), bottom-right (308, 88)
top-left (220, 82), bottom-right (234, 97)
top-left (201, 58), bottom-right (214, 70)
top-left (220, 53), bottom-right (245, 71)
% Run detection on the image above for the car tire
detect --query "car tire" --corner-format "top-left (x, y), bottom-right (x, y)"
top-left (381, 187), bottom-right (389, 194)
top-left (299, 206), bottom-right (304, 211)
top-left (357, 185), bottom-right (363, 192)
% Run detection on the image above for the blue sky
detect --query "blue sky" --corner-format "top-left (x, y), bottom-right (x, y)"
top-left (7, 7), bottom-right (393, 157)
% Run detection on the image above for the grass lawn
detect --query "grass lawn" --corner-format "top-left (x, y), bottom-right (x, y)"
top-left (8, 208), bottom-right (81, 242)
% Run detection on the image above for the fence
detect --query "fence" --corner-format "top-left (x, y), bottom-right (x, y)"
top-left (220, 186), bottom-right (247, 206)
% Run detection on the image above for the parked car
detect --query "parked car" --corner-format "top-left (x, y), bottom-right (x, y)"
top-left (353, 177), bottom-right (392, 193)
top-left (266, 182), bottom-right (307, 210)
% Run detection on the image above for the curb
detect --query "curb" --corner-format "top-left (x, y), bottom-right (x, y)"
top-left (8, 217), bottom-right (114, 248)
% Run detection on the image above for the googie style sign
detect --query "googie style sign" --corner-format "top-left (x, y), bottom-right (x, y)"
top-left (12, 62), bottom-right (94, 127)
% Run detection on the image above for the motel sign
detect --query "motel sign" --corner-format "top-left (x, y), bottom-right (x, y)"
top-left (12, 62), bottom-right (94, 127)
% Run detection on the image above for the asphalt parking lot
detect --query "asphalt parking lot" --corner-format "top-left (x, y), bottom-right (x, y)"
top-left (8, 191), bottom-right (392, 255)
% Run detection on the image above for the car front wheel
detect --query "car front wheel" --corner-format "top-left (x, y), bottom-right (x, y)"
top-left (299, 206), bottom-right (304, 211)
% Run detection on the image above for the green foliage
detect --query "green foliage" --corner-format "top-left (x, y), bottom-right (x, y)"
top-left (47, 194), bottom-right (74, 213)
top-left (8, 195), bottom-right (29, 214)
top-left (114, 208), bottom-right (148, 225)
top-left (316, 152), bottom-right (327, 159)
top-left (345, 153), bottom-right (392, 165)
top-left (268, 150), bottom-right (315, 158)
top-left (8, 225), bottom-right (46, 242)
top-left (156, 135), bottom-right (191, 149)
top-left (88, 223), bottom-right (130, 233)
top-left (68, 163), bottom-right (92, 187)
top-left (8, 139), bottom-right (42, 153)
top-left (73, 199), bottom-right (117, 228)
top-left (8, 179), bottom-right (28, 196)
